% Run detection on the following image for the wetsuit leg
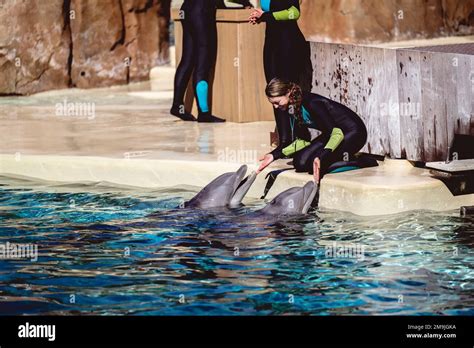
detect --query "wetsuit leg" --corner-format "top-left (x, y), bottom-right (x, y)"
top-left (297, 41), bottom-right (313, 93)
top-left (171, 16), bottom-right (197, 122)
top-left (293, 133), bottom-right (328, 173)
top-left (191, 12), bottom-right (225, 123)
top-left (334, 128), bottom-right (368, 163)
top-left (275, 109), bottom-right (293, 148)
top-left (273, 41), bottom-right (306, 149)
top-left (294, 130), bottom-right (367, 176)
top-left (264, 39), bottom-right (293, 151)
top-left (263, 38), bottom-right (277, 83)
top-left (271, 29), bottom-right (311, 89)
top-left (276, 40), bottom-right (300, 82)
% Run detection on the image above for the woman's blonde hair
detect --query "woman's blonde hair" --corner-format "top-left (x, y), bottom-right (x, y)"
top-left (265, 77), bottom-right (303, 124)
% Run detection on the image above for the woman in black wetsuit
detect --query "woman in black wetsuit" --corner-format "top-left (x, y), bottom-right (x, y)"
top-left (171, 0), bottom-right (252, 123)
top-left (257, 78), bottom-right (368, 182)
top-left (249, 0), bottom-right (312, 153)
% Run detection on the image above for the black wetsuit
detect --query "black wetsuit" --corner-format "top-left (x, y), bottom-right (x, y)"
top-left (271, 92), bottom-right (368, 176)
top-left (259, 0), bottom-right (312, 152)
top-left (171, 0), bottom-right (251, 122)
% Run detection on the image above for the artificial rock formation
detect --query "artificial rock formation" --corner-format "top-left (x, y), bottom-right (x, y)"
top-left (0, 0), bottom-right (171, 95)
top-left (0, 0), bottom-right (71, 94)
top-left (299, 0), bottom-right (474, 43)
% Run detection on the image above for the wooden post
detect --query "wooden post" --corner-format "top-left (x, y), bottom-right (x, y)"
top-left (172, 8), bottom-right (274, 123)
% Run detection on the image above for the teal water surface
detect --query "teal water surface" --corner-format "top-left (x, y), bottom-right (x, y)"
top-left (0, 177), bottom-right (473, 315)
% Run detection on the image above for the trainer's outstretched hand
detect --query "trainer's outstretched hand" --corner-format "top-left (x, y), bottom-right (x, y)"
top-left (257, 153), bottom-right (274, 174)
top-left (313, 157), bottom-right (321, 183)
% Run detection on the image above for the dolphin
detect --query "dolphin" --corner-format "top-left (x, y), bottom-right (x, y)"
top-left (184, 165), bottom-right (257, 209)
top-left (255, 181), bottom-right (318, 216)
top-left (184, 163), bottom-right (317, 216)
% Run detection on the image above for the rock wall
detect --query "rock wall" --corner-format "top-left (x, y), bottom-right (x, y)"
top-left (1, 0), bottom-right (472, 94)
top-left (0, 0), bottom-right (71, 95)
top-left (299, 0), bottom-right (474, 43)
top-left (0, 0), bottom-right (171, 95)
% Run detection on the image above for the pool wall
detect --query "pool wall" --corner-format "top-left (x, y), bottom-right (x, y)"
top-left (1, 154), bottom-right (473, 216)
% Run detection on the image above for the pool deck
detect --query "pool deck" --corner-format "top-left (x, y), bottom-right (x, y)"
top-left (1, 44), bottom-right (473, 216)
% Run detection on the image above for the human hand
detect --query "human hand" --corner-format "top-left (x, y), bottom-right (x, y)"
top-left (249, 8), bottom-right (264, 24)
top-left (313, 157), bottom-right (321, 183)
top-left (257, 153), bottom-right (274, 174)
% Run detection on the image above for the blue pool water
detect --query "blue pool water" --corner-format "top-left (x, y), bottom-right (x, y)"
top-left (0, 177), bottom-right (473, 315)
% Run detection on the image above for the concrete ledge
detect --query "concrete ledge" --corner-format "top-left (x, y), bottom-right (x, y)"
top-left (426, 159), bottom-right (474, 173)
top-left (320, 158), bottom-right (474, 215)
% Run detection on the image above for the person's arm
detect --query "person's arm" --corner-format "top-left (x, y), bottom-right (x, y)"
top-left (282, 139), bottom-right (311, 157)
top-left (311, 100), bottom-right (345, 162)
top-left (280, 123), bottom-right (312, 157)
top-left (269, 114), bottom-right (311, 160)
top-left (269, 146), bottom-right (284, 160)
top-left (259, 0), bottom-right (301, 22)
top-left (270, 136), bottom-right (310, 160)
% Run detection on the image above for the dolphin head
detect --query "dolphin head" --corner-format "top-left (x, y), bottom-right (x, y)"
top-left (259, 181), bottom-right (318, 216)
top-left (185, 165), bottom-right (251, 209)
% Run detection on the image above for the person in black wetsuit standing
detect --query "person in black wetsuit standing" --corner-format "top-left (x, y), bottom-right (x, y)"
top-left (249, 0), bottom-right (312, 153)
top-left (171, 0), bottom-right (252, 123)
top-left (257, 78), bottom-right (368, 183)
